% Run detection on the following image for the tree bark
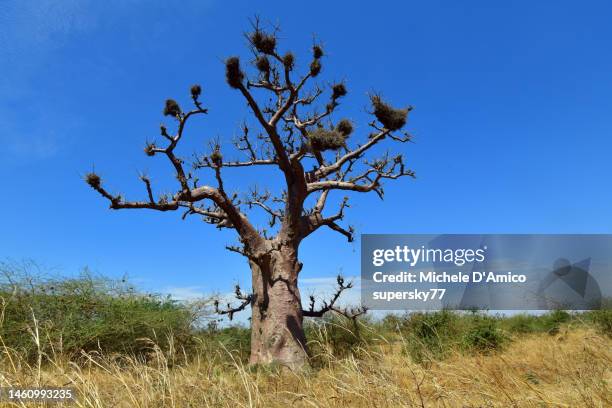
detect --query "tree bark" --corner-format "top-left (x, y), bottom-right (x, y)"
top-left (248, 244), bottom-right (309, 369)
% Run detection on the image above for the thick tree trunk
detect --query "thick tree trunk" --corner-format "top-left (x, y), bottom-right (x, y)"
top-left (248, 244), bottom-right (309, 369)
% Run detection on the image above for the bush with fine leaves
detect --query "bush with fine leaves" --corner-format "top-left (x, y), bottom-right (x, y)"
top-left (0, 263), bottom-right (207, 362)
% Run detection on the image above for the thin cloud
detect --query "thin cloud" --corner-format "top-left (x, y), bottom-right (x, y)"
top-left (163, 285), bottom-right (206, 301)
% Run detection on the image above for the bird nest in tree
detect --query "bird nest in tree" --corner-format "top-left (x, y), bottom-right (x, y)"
top-left (85, 173), bottom-right (101, 188)
top-left (336, 119), bottom-right (353, 137)
top-left (307, 128), bottom-right (346, 151)
top-left (250, 30), bottom-right (276, 54)
top-left (190, 84), bottom-right (202, 98)
top-left (310, 59), bottom-right (322, 77)
top-left (225, 57), bottom-right (244, 89)
top-left (332, 83), bottom-right (347, 99)
top-left (163, 99), bottom-right (181, 117)
top-left (370, 95), bottom-right (409, 131)
top-left (255, 56), bottom-right (270, 73)
top-left (282, 52), bottom-right (294, 70)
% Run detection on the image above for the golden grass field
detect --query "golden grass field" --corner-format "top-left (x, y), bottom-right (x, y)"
top-left (0, 326), bottom-right (609, 408)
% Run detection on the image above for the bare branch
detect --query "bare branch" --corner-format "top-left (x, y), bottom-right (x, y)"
top-left (87, 169), bottom-right (264, 252)
top-left (87, 24), bottom-right (416, 279)
top-left (311, 128), bottom-right (390, 181)
top-left (300, 196), bottom-right (354, 241)
top-left (307, 154), bottom-right (415, 198)
top-left (194, 124), bottom-right (278, 169)
top-left (179, 202), bottom-right (229, 225)
top-left (314, 189), bottom-right (330, 213)
top-left (214, 284), bottom-right (253, 321)
top-left (226, 244), bottom-right (249, 257)
top-left (235, 81), bottom-right (293, 173)
top-left (302, 275), bottom-right (361, 317)
top-left (327, 222), bottom-right (355, 242)
top-left (333, 305), bottom-right (368, 320)
top-left (139, 174), bottom-right (155, 203)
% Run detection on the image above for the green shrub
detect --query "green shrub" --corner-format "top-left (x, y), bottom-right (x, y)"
top-left (381, 313), bottom-right (404, 333)
top-left (587, 309), bottom-right (612, 337)
top-left (501, 310), bottom-right (578, 336)
top-left (0, 264), bottom-right (207, 363)
top-left (1, 261), bottom-right (607, 370)
top-left (503, 314), bottom-right (541, 334)
top-left (462, 315), bottom-right (505, 352)
top-left (400, 310), bottom-right (462, 363)
top-left (305, 314), bottom-right (376, 366)
top-left (396, 311), bottom-right (509, 362)
top-left (541, 310), bottom-right (571, 334)
top-left (196, 321), bottom-right (251, 362)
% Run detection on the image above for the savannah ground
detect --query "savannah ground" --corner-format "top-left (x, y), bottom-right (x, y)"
top-left (2, 325), bottom-right (611, 407)
top-left (0, 271), bottom-right (610, 407)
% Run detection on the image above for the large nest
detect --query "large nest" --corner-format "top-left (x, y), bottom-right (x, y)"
top-left (225, 57), bottom-right (244, 89)
top-left (336, 119), bottom-right (353, 137)
top-left (144, 142), bottom-right (157, 156)
top-left (310, 59), bottom-right (321, 77)
top-left (85, 172), bottom-right (101, 188)
top-left (370, 95), bottom-right (409, 131)
top-left (190, 84), bottom-right (202, 99)
top-left (282, 52), bottom-right (294, 70)
top-left (163, 99), bottom-right (181, 117)
top-left (250, 30), bottom-right (276, 54)
top-left (210, 150), bottom-right (223, 166)
top-left (332, 83), bottom-right (347, 100)
top-left (307, 127), bottom-right (347, 152)
top-left (255, 56), bottom-right (270, 73)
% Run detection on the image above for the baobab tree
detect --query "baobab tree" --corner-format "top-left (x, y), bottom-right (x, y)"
top-left (86, 20), bottom-right (414, 369)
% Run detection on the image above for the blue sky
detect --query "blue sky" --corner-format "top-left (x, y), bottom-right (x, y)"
top-left (1, 0), bottom-right (611, 307)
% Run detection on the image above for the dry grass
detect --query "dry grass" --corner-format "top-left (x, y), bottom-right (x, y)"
top-left (0, 327), bottom-right (609, 408)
